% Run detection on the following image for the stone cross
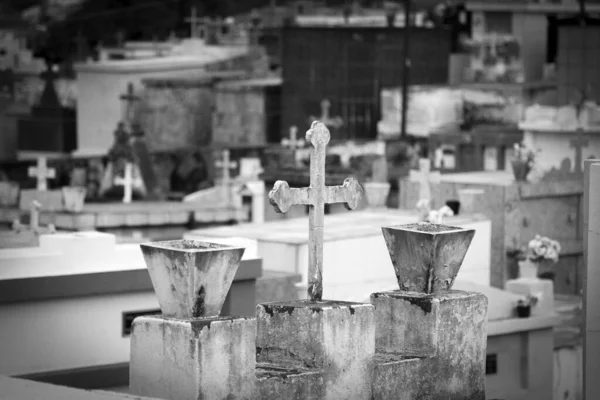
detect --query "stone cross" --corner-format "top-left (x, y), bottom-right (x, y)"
top-left (269, 121), bottom-right (362, 301)
top-left (29, 200), bottom-right (41, 232)
top-left (215, 150), bottom-right (238, 203)
top-left (119, 83), bottom-right (140, 128)
top-left (185, 7), bottom-right (203, 38)
top-left (310, 99), bottom-right (343, 130)
top-left (28, 157), bottom-right (56, 191)
top-left (570, 133), bottom-right (590, 174)
top-left (409, 158), bottom-right (441, 202)
top-left (281, 126), bottom-right (304, 150)
top-left (114, 163), bottom-right (141, 204)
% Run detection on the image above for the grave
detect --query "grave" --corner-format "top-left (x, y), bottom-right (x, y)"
top-left (399, 170), bottom-right (585, 293)
top-left (127, 120), bottom-right (489, 400)
top-left (19, 156), bottom-right (63, 211)
top-left (0, 230), bottom-right (263, 377)
top-left (188, 123), bottom-right (492, 300)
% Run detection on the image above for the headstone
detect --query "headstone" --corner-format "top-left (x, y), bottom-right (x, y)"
top-left (309, 99), bottom-right (343, 130)
top-left (131, 124), bottom-right (159, 197)
top-left (114, 162), bottom-right (142, 204)
top-left (268, 121), bottom-right (362, 300)
top-left (119, 83), bottom-right (140, 127)
top-left (408, 158), bottom-right (441, 201)
top-left (281, 126), bottom-right (304, 150)
top-left (570, 133), bottom-right (590, 174)
top-left (0, 181), bottom-right (19, 207)
top-left (28, 156), bottom-right (56, 191)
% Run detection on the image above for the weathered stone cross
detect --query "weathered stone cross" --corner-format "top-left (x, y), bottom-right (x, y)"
top-left (281, 125), bottom-right (305, 150)
top-left (269, 121), bottom-right (363, 301)
top-left (310, 99), bottom-right (343, 130)
top-left (570, 132), bottom-right (590, 174)
top-left (185, 6), bottom-right (203, 38)
top-left (28, 156), bottom-right (56, 191)
top-left (114, 163), bottom-right (142, 204)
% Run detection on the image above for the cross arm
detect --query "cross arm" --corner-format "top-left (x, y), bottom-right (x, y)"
top-left (325, 177), bottom-right (363, 210)
top-left (269, 181), bottom-right (311, 214)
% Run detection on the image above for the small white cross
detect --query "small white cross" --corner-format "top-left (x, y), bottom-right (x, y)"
top-left (215, 150), bottom-right (238, 203)
top-left (310, 99), bottom-right (343, 130)
top-left (281, 126), bottom-right (305, 150)
top-left (28, 157), bottom-right (56, 191)
top-left (114, 163), bottom-right (142, 204)
top-left (409, 158), bottom-right (441, 202)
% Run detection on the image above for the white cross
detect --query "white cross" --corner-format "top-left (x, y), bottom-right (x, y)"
top-left (310, 99), bottom-right (343, 130)
top-left (28, 157), bottom-right (56, 191)
top-left (409, 158), bottom-right (441, 202)
top-left (114, 163), bottom-right (142, 204)
top-left (215, 150), bottom-right (238, 203)
top-left (269, 121), bottom-right (362, 301)
top-left (281, 126), bottom-right (305, 150)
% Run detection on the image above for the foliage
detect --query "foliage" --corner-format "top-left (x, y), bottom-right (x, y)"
top-left (512, 142), bottom-right (538, 168)
top-left (528, 235), bottom-right (561, 263)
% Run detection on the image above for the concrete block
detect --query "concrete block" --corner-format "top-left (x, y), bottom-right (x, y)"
top-left (130, 315), bottom-right (255, 400)
top-left (505, 277), bottom-right (554, 317)
top-left (19, 189), bottom-right (63, 212)
top-left (255, 363), bottom-right (323, 400)
top-left (256, 300), bottom-right (375, 400)
top-left (371, 290), bottom-right (487, 399)
top-left (372, 354), bottom-right (433, 400)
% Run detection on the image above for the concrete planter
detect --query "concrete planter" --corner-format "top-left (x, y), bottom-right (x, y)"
top-left (381, 222), bottom-right (475, 293)
top-left (0, 182), bottom-right (19, 207)
top-left (363, 182), bottom-right (391, 208)
top-left (62, 187), bottom-right (87, 213)
top-left (140, 239), bottom-right (245, 319)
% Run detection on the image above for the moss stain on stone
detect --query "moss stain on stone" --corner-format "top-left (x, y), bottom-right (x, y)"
top-left (192, 285), bottom-right (206, 317)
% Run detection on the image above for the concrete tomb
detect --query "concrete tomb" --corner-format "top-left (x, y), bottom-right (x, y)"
top-left (129, 121), bottom-right (489, 399)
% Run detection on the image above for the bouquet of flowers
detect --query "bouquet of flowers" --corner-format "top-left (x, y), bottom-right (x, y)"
top-left (511, 142), bottom-right (538, 181)
top-left (528, 235), bottom-right (561, 263)
top-left (416, 199), bottom-right (454, 224)
top-left (517, 294), bottom-right (539, 308)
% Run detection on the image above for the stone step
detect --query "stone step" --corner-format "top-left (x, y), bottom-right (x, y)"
top-left (255, 362), bottom-right (323, 400)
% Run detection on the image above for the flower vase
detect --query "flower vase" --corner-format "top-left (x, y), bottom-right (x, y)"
top-left (518, 259), bottom-right (538, 279)
top-left (511, 161), bottom-right (530, 182)
top-left (516, 305), bottom-right (531, 318)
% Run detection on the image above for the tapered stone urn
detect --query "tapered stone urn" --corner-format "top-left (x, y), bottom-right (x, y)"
top-left (140, 239), bottom-right (245, 318)
top-left (381, 222), bottom-right (475, 293)
top-left (62, 186), bottom-right (87, 212)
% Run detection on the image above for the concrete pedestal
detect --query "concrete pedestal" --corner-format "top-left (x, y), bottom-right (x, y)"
top-left (255, 300), bottom-right (375, 400)
top-left (370, 290), bottom-right (488, 400)
top-left (130, 315), bottom-right (255, 400)
top-left (506, 277), bottom-right (554, 317)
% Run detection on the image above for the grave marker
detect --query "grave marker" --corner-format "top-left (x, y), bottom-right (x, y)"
top-left (185, 7), bottom-right (203, 39)
top-left (268, 121), bottom-right (362, 301)
top-left (309, 99), bottom-right (343, 130)
top-left (114, 163), bottom-right (142, 204)
top-left (29, 200), bottom-right (40, 232)
top-left (119, 83), bottom-right (140, 128)
top-left (281, 126), bottom-right (304, 150)
top-left (215, 149), bottom-right (238, 204)
top-left (28, 157), bottom-right (56, 191)
top-left (408, 158), bottom-right (441, 202)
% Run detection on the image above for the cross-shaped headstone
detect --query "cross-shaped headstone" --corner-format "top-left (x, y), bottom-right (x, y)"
top-left (571, 133), bottom-right (590, 174)
top-left (269, 121), bottom-right (363, 301)
top-left (28, 157), bottom-right (56, 191)
top-left (114, 163), bottom-right (142, 204)
top-left (215, 149), bottom-right (238, 203)
top-left (119, 83), bottom-right (140, 127)
top-left (310, 99), bottom-right (343, 130)
top-left (409, 158), bottom-right (441, 202)
top-left (185, 7), bottom-right (203, 38)
top-left (281, 126), bottom-right (305, 150)
top-left (29, 200), bottom-right (41, 232)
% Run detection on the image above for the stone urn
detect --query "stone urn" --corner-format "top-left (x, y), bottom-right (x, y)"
top-left (511, 160), bottom-right (531, 182)
top-left (140, 239), bottom-right (245, 318)
top-left (62, 186), bottom-right (87, 213)
top-left (0, 181), bottom-right (20, 207)
top-left (363, 181), bottom-right (391, 208)
top-left (381, 222), bottom-right (475, 293)
top-left (518, 259), bottom-right (538, 279)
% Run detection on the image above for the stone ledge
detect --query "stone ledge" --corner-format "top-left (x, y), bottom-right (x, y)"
top-left (255, 362), bottom-right (323, 400)
top-left (487, 314), bottom-right (560, 337)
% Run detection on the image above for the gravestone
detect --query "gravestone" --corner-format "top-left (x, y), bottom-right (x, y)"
top-left (309, 99), bottom-right (343, 131)
top-left (113, 163), bottom-right (143, 204)
top-left (215, 149), bottom-right (238, 206)
top-left (20, 157), bottom-right (63, 211)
